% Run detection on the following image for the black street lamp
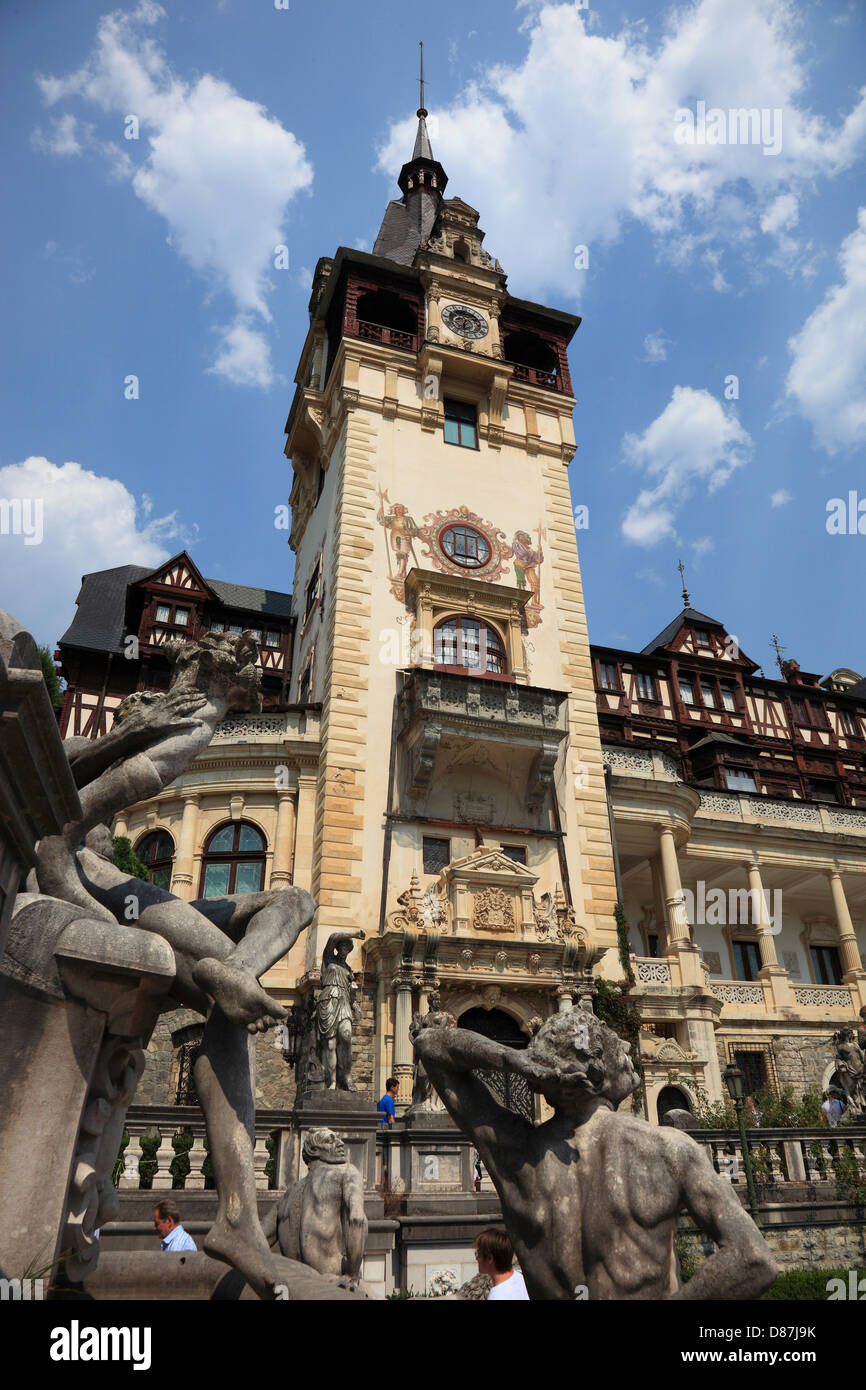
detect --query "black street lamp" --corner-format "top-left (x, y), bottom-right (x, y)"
top-left (723, 1063), bottom-right (760, 1222)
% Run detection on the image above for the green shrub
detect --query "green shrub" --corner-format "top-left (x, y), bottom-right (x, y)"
top-left (111, 835), bottom-right (150, 882)
top-left (674, 1233), bottom-right (698, 1284)
top-left (762, 1266), bottom-right (866, 1300)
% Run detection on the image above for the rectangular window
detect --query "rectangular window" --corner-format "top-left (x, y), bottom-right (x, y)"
top-left (808, 779), bottom-right (839, 803)
top-left (720, 684), bottom-right (736, 713)
top-left (679, 677), bottom-right (695, 705)
top-left (636, 672), bottom-right (655, 701)
top-left (298, 666), bottom-right (312, 703)
top-left (500, 845), bottom-right (527, 865)
top-left (422, 837), bottom-right (450, 874)
top-left (174, 607), bottom-right (189, 627)
top-left (700, 680), bottom-right (716, 708)
top-left (210, 621), bottom-right (225, 633)
top-left (228, 624), bottom-right (242, 634)
top-left (599, 662), bottom-right (618, 692)
top-left (647, 934), bottom-right (660, 958)
top-left (443, 398), bottom-right (478, 449)
top-left (725, 767), bottom-right (758, 793)
top-left (305, 561), bottom-right (321, 620)
top-left (155, 603), bottom-right (171, 623)
top-left (733, 940), bottom-right (762, 982)
top-left (694, 629), bottom-right (711, 647)
top-left (265, 631), bottom-right (281, 648)
top-left (732, 1048), bottom-right (768, 1096)
top-left (840, 709), bottom-right (860, 737)
top-left (810, 945), bottom-right (842, 985)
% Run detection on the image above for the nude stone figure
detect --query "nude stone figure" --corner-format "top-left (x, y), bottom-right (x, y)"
top-left (29, 630), bottom-right (317, 1299)
top-left (262, 1128), bottom-right (367, 1280)
top-left (414, 1002), bottom-right (778, 1301)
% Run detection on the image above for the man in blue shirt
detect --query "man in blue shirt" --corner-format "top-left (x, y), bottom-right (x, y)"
top-left (153, 1198), bottom-right (198, 1252)
top-left (378, 1077), bottom-right (399, 1126)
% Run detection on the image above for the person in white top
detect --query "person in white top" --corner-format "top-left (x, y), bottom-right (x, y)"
top-left (474, 1228), bottom-right (530, 1301)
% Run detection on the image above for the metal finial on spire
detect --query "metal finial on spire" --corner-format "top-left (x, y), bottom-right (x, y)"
top-left (771, 633), bottom-right (787, 677)
top-left (677, 558), bottom-right (691, 609)
top-left (418, 41), bottom-right (427, 117)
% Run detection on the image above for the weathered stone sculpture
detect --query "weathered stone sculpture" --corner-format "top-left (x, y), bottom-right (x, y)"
top-left (833, 1013), bottom-right (866, 1118)
top-left (262, 1127), bottom-right (367, 1279)
top-left (407, 991), bottom-right (455, 1115)
top-left (316, 931), bottom-right (363, 1090)
top-left (0, 625), bottom-right (317, 1300)
top-left (414, 1001), bottom-right (778, 1300)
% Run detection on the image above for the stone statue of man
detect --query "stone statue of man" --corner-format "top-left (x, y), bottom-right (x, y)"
top-left (413, 1003), bottom-right (778, 1300)
top-left (263, 1128), bottom-right (367, 1280)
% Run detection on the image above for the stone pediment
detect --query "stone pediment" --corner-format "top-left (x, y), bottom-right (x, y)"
top-left (447, 848), bottom-right (539, 885)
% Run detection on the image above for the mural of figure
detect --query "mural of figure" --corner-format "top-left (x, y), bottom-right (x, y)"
top-left (377, 489), bottom-right (420, 596)
top-left (511, 529), bottom-right (544, 624)
top-left (316, 931), bottom-right (364, 1090)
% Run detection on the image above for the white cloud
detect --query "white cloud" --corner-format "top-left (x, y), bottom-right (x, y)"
top-left (642, 330), bottom-right (670, 363)
top-left (770, 488), bottom-right (792, 506)
top-left (785, 208), bottom-right (866, 454)
top-left (0, 456), bottom-right (195, 644)
top-left (206, 316), bottom-right (275, 390)
top-left (31, 112), bottom-right (85, 156)
top-left (34, 1), bottom-right (313, 386)
top-left (760, 192), bottom-right (799, 235)
top-left (690, 536), bottom-right (715, 557)
top-left (377, 0), bottom-right (866, 299)
top-left (621, 386), bottom-right (753, 545)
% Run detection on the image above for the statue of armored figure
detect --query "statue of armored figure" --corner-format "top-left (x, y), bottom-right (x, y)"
top-left (262, 1128), bottom-right (367, 1280)
top-left (316, 931), bottom-right (364, 1090)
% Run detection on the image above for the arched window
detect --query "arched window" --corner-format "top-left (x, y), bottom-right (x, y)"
top-left (434, 615), bottom-right (507, 678)
top-left (459, 1007), bottom-right (533, 1122)
top-left (200, 822), bottom-right (266, 898)
top-left (135, 830), bottom-right (175, 889)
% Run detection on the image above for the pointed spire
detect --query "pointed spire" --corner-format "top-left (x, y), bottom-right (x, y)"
top-left (410, 42), bottom-right (436, 163)
top-left (677, 558), bottom-right (691, 609)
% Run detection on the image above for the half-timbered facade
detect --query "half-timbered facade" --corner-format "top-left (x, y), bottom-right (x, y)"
top-left (595, 606), bottom-right (866, 1120)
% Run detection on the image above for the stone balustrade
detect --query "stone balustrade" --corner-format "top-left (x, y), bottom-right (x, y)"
top-left (634, 956), bottom-right (673, 985)
top-left (692, 1126), bottom-right (866, 1194)
top-left (118, 1106), bottom-right (292, 1193)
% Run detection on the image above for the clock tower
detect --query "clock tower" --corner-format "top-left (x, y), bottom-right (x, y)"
top-left (283, 100), bottom-right (618, 1101)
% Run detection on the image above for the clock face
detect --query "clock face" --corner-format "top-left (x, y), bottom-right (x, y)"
top-left (442, 304), bottom-right (489, 340)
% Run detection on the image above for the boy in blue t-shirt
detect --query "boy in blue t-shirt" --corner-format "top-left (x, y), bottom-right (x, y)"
top-left (378, 1077), bottom-right (399, 1125)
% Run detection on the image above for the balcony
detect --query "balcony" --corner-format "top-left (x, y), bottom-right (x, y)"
top-left (397, 669), bottom-right (568, 811)
top-left (509, 362), bottom-right (562, 393)
top-left (356, 319), bottom-right (416, 351)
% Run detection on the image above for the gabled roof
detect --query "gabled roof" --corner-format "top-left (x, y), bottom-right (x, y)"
top-left (688, 732), bottom-right (754, 752)
top-left (59, 555), bottom-right (293, 654)
top-left (641, 607), bottom-right (725, 656)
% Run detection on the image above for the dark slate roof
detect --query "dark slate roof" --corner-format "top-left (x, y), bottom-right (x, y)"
top-left (641, 607), bottom-right (725, 655)
top-left (207, 580), bottom-right (294, 619)
top-left (688, 732), bottom-right (754, 751)
top-left (59, 563), bottom-right (292, 654)
top-left (413, 114), bottom-right (434, 161)
top-left (845, 677), bottom-right (866, 698)
top-left (372, 196), bottom-right (439, 266)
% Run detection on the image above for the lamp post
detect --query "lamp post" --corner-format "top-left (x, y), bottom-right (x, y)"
top-left (723, 1063), bottom-right (760, 1223)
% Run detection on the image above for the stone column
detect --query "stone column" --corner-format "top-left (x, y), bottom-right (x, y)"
top-left (270, 791), bottom-right (295, 887)
top-left (392, 977), bottom-right (414, 1106)
top-left (113, 813), bottom-right (129, 840)
top-left (657, 826), bottom-right (690, 948)
top-left (745, 858), bottom-right (794, 1009)
top-left (556, 984), bottom-right (573, 1013)
top-left (828, 871), bottom-right (866, 1007)
top-left (746, 861), bottom-right (780, 970)
top-left (170, 794), bottom-right (200, 902)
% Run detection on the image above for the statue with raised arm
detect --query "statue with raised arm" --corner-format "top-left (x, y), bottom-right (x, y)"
top-left (413, 1002), bottom-right (778, 1300)
top-left (20, 629), bottom-right (318, 1299)
top-left (261, 1128), bottom-right (367, 1280)
top-left (316, 931), bottom-right (364, 1090)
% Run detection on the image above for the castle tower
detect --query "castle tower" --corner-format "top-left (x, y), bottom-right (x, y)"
top-left (284, 102), bottom-right (618, 1102)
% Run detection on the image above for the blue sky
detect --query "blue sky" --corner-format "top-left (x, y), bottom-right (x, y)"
top-left (1, 0), bottom-right (864, 682)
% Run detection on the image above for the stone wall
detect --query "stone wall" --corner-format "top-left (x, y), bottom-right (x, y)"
top-left (253, 1030), bottom-right (296, 1108)
top-left (680, 1220), bottom-right (866, 1275)
top-left (773, 1033), bottom-right (835, 1094)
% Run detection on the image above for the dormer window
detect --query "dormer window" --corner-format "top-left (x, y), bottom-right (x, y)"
top-left (694, 629), bottom-right (711, 647)
top-left (725, 766), bottom-right (757, 793)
